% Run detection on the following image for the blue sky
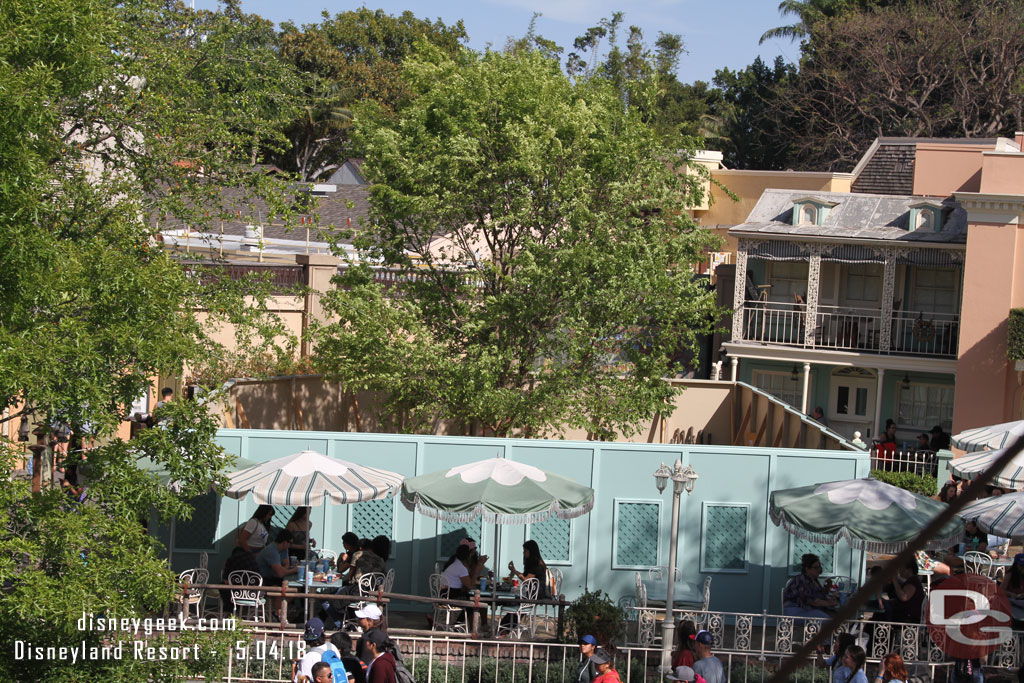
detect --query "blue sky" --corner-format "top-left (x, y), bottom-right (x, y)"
top-left (194, 0), bottom-right (799, 84)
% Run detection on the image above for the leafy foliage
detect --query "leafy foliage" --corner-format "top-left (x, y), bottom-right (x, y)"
top-left (870, 469), bottom-right (938, 496)
top-left (0, 0), bottom-right (298, 678)
top-left (563, 589), bottom-right (627, 647)
top-left (314, 47), bottom-right (721, 438)
top-left (1008, 309), bottom-right (1024, 362)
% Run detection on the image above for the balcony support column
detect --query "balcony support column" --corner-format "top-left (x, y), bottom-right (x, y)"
top-left (731, 242), bottom-right (749, 343)
top-left (873, 367), bottom-right (886, 440)
top-left (880, 251), bottom-right (896, 352)
top-left (803, 246), bottom-right (823, 346)
top-left (800, 362), bottom-right (811, 414)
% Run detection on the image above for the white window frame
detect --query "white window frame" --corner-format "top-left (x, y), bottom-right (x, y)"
top-left (896, 381), bottom-right (954, 432)
top-left (910, 267), bottom-right (960, 315)
top-left (752, 370), bottom-right (801, 408)
top-left (699, 502), bottom-right (750, 574)
top-left (766, 261), bottom-right (809, 302)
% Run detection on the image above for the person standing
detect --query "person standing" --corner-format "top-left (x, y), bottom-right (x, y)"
top-left (293, 618), bottom-right (338, 683)
top-left (575, 635), bottom-right (598, 683)
top-left (875, 652), bottom-right (908, 683)
top-left (354, 603), bottom-right (384, 665)
top-left (590, 649), bottom-right (622, 683)
top-left (691, 631), bottom-right (725, 683)
top-left (363, 629), bottom-right (397, 683)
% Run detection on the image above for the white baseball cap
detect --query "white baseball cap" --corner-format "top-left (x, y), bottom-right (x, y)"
top-left (354, 603), bottom-right (382, 620)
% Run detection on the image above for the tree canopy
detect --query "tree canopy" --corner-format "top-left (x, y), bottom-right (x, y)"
top-left (313, 47), bottom-right (720, 438)
top-left (0, 0), bottom-right (296, 678)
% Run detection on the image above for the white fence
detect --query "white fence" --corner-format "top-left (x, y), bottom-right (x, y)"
top-left (220, 608), bottom-right (1024, 682)
top-left (869, 447), bottom-right (939, 478)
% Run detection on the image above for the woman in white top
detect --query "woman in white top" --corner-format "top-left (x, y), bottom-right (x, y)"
top-left (237, 505), bottom-right (275, 553)
top-left (441, 544), bottom-right (487, 597)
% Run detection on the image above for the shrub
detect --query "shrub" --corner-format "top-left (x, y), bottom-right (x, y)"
top-left (871, 469), bottom-right (937, 496)
top-left (563, 589), bottom-right (626, 647)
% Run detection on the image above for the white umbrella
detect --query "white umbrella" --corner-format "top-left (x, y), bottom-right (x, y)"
top-left (225, 450), bottom-right (404, 566)
top-left (949, 447), bottom-right (1024, 490)
top-left (953, 420), bottom-right (1024, 453)
top-left (959, 492), bottom-right (1024, 541)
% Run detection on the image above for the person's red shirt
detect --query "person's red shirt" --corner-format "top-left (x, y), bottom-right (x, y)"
top-left (671, 649), bottom-right (695, 669)
top-left (594, 669), bottom-right (622, 683)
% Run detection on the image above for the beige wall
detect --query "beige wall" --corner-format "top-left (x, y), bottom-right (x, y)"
top-left (979, 153), bottom-right (1024, 195)
top-left (696, 170), bottom-right (853, 228)
top-left (953, 220), bottom-right (1024, 431)
top-left (913, 144), bottom-right (990, 196)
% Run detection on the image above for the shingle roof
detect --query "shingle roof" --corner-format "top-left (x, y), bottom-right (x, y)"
top-left (730, 189), bottom-right (967, 245)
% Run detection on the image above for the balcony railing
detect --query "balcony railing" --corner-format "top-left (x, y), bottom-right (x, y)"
top-left (736, 301), bottom-right (959, 358)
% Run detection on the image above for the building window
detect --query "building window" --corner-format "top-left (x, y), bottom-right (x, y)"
top-left (700, 503), bottom-right (749, 573)
top-left (528, 517), bottom-right (572, 566)
top-left (437, 518), bottom-right (483, 560)
top-left (752, 370), bottom-right (801, 407)
top-left (613, 500), bottom-right (661, 569)
top-left (789, 537), bottom-right (836, 575)
top-left (897, 383), bottom-right (953, 432)
top-left (767, 261), bottom-right (809, 301)
top-left (841, 264), bottom-right (882, 305)
top-left (353, 497), bottom-right (395, 542)
top-left (910, 267), bottom-right (959, 314)
top-left (799, 204), bottom-right (817, 225)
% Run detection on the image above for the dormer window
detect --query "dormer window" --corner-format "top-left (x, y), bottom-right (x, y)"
top-left (909, 201), bottom-right (943, 232)
top-left (791, 197), bottom-right (839, 227)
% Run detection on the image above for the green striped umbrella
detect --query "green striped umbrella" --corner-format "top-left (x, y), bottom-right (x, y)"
top-left (769, 477), bottom-right (962, 552)
top-left (952, 420), bottom-right (1024, 453)
top-left (950, 447), bottom-right (1024, 489)
top-left (400, 457), bottom-right (594, 524)
top-left (225, 450), bottom-right (403, 506)
top-left (959, 492), bottom-right (1024, 541)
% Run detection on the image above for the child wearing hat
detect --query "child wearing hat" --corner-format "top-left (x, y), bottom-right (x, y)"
top-left (666, 665), bottom-right (705, 683)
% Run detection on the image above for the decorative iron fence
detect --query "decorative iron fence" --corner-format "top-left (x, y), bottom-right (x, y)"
top-left (869, 447), bottom-right (939, 477)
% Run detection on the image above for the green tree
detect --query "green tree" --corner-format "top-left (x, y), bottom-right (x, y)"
top-left (313, 47), bottom-right (720, 438)
top-left (0, 0), bottom-right (297, 678)
top-left (277, 8), bottom-right (468, 179)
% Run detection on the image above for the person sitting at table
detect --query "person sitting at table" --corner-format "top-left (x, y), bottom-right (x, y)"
top-left (507, 540), bottom-right (549, 598)
top-left (945, 518), bottom-right (990, 571)
top-left (237, 504), bottom-right (275, 554)
top-left (938, 480), bottom-right (959, 504)
top-left (929, 425), bottom-right (951, 452)
top-left (336, 532), bottom-right (361, 577)
top-left (344, 538), bottom-right (386, 586)
top-left (441, 544), bottom-right (488, 598)
top-left (782, 553), bottom-right (838, 619)
top-left (371, 535), bottom-right (391, 565)
top-left (916, 549), bottom-right (950, 578)
top-left (914, 433), bottom-right (933, 454)
top-left (671, 620), bottom-right (698, 669)
top-left (884, 558), bottom-right (924, 624)
top-left (257, 529), bottom-right (299, 622)
top-left (286, 506), bottom-right (316, 560)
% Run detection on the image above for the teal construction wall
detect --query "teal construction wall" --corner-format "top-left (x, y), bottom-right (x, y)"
top-left (158, 430), bottom-right (870, 615)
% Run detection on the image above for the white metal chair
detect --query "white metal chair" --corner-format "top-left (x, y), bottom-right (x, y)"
top-left (497, 577), bottom-right (539, 640)
top-left (963, 551), bottom-right (993, 577)
top-left (227, 570), bottom-right (265, 622)
top-left (633, 576), bottom-right (660, 646)
top-left (536, 567), bottom-right (563, 631)
top-left (314, 548), bottom-right (338, 563)
top-left (648, 566), bottom-right (682, 583)
top-left (700, 575), bottom-right (712, 611)
top-left (428, 573), bottom-right (465, 633)
top-left (199, 552), bottom-right (209, 570)
top-left (178, 568), bottom-right (208, 620)
top-left (343, 572), bottom-right (386, 628)
top-left (381, 568), bottom-right (396, 621)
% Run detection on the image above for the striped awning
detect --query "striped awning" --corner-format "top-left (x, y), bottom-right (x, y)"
top-left (949, 447), bottom-right (1024, 489)
top-left (959, 492), bottom-right (1024, 541)
top-left (225, 450), bottom-right (404, 506)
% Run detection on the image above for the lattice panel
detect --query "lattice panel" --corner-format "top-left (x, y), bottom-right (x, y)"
top-left (270, 506), bottom-right (297, 536)
top-left (529, 517), bottom-right (571, 564)
top-left (702, 504), bottom-right (747, 571)
top-left (175, 493), bottom-right (218, 550)
top-left (352, 498), bottom-right (393, 540)
top-left (789, 537), bottom-right (835, 574)
top-left (615, 502), bottom-right (659, 567)
top-left (439, 519), bottom-right (482, 559)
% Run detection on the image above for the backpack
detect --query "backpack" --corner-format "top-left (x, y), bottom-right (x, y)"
top-left (394, 659), bottom-right (415, 683)
top-left (322, 651), bottom-right (350, 683)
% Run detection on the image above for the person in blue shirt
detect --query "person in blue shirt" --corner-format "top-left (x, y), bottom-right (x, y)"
top-left (256, 529), bottom-right (298, 621)
top-left (842, 645), bottom-right (869, 683)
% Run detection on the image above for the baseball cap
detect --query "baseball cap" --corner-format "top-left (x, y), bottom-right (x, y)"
top-left (693, 630), bottom-right (714, 645)
top-left (590, 648), bottom-right (611, 666)
top-left (666, 665), bottom-right (696, 681)
top-left (579, 635), bottom-right (597, 646)
top-left (303, 617), bottom-right (325, 641)
top-left (354, 603), bottom-right (383, 621)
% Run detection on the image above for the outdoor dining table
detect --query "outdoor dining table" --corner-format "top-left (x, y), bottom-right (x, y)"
top-left (287, 575), bottom-right (348, 621)
top-left (470, 586), bottom-right (519, 632)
